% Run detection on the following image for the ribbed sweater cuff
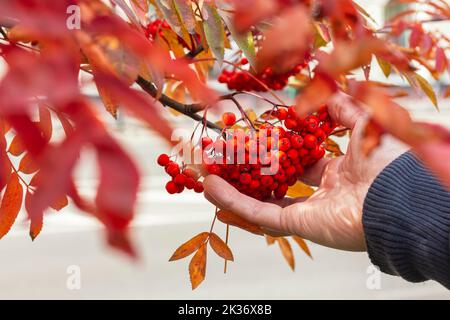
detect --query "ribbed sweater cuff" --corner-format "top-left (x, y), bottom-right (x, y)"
top-left (363, 152), bottom-right (450, 288)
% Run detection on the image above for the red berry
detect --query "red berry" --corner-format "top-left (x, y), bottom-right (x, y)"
top-left (165, 181), bottom-right (178, 194)
top-left (285, 166), bottom-right (296, 177)
top-left (290, 135), bottom-right (304, 149)
top-left (278, 138), bottom-right (291, 152)
top-left (182, 169), bottom-right (198, 180)
top-left (261, 175), bottom-right (274, 187)
top-left (185, 177), bottom-right (196, 189)
top-left (240, 57), bottom-right (249, 65)
top-left (274, 183), bottom-right (289, 199)
top-left (249, 180), bottom-right (260, 189)
top-left (176, 183), bottom-right (185, 193)
top-left (315, 128), bottom-right (326, 143)
top-left (206, 164), bottom-right (221, 175)
top-left (284, 118), bottom-right (297, 130)
top-left (311, 146), bottom-right (325, 159)
top-left (287, 149), bottom-right (299, 160)
top-left (277, 108), bottom-right (288, 120)
top-left (157, 154), bottom-right (170, 166)
top-left (304, 134), bottom-right (318, 149)
top-left (165, 162), bottom-right (180, 177)
top-left (222, 112), bottom-right (237, 126)
top-left (174, 174), bottom-right (186, 185)
top-left (295, 164), bottom-right (304, 176)
top-left (194, 181), bottom-right (204, 193)
top-left (202, 137), bottom-right (214, 149)
top-left (218, 74), bottom-right (228, 83)
top-left (239, 173), bottom-right (252, 185)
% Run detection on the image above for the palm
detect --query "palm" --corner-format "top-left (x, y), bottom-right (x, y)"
top-left (204, 97), bottom-right (407, 252)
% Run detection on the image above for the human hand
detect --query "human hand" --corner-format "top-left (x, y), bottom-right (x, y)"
top-left (203, 94), bottom-right (407, 251)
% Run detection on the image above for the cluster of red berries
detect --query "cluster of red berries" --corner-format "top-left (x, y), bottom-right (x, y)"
top-left (198, 106), bottom-right (335, 200)
top-left (157, 106), bottom-right (336, 200)
top-left (144, 19), bottom-right (195, 49)
top-left (157, 154), bottom-right (204, 195)
top-left (145, 19), bottom-right (171, 41)
top-left (218, 57), bottom-right (309, 92)
top-left (275, 104), bottom-right (337, 137)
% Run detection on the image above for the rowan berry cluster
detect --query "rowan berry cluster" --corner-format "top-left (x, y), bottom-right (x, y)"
top-left (157, 154), bottom-right (204, 195)
top-left (218, 57), bottom-right (309, 92)
top-left (276, 104), bottom-right (337, 139)
top-left (157, 106), bottom-right (336, 200)
top-left (144, 19), bottom-right (193, 49)
top-left (145, 19), bottom-right (170, 41)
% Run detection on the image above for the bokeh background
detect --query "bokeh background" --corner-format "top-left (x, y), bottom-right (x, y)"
top-left (0, 0), bottom-right (449, 299)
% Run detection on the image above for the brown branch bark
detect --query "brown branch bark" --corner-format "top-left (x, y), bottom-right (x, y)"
top-left (136, 76), bottom-right (223, 133)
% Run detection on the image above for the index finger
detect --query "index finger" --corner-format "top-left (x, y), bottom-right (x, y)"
top-left (203, 175), bottom-right (286, 232)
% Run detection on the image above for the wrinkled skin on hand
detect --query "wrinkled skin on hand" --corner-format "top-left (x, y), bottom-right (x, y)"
top-left (204, 94), bottom-right (407, 251)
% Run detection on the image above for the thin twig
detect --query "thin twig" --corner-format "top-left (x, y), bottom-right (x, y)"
top-left (224, 224), bottom-right (230, 274)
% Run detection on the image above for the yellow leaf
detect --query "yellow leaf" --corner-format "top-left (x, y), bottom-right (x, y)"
top-left (376, 56), bottom-right (391, 78)
top-left (414, 73), bottom-right (438, 110)
top-left (286, 181), bottom-right (315, 198)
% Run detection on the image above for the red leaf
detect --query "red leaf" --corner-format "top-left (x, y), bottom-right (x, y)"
top-left (93, 131), bottom-right (139, 242)
top-left (0, 173), bottom-right (23, 239)
top-left (38, 104), bottom-right (52, 142)
top-left (435, 47), bottom-right (448, 74)
top-left (0, 138), bottom-right (11, 191)
top-left (8, 135), bottom-right (26, 157)
top-left (27, 123), bottom-right (87, 240)
top-left (258, 5), bottom-right (312, 73)
top-left (18, 153), bottom-right (39, 174)
top-left (95, 73), bottom-right (174, 143)
top-left (295, 72), bottom-right (337, 116)
top-left (50, 195), bottom-right (69, 212)
top-left (409, 25), bottom-right (422, 48)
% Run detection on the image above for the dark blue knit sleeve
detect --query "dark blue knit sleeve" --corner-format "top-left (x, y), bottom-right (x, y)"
top-left (362, 152), bottom-right (450, 289)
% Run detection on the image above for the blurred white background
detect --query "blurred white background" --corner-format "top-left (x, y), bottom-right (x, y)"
top-left (0, 0), bottom-right (449, 299)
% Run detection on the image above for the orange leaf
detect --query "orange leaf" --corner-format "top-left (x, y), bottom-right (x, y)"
top-left (18, 153), bottom-right (39, 174)
top-left (217, 210), bottom-right (264, 236)
top-left (292, 236), bottom-right (313, 259)
top-left (169, 232), bottom-right (209, 261)
top-left (0, 173), bottom-right (23, 239)
top-left (8, 135), bottom-right (25, 156)
top-left (209, 233), bottom-right (234, 261)
top-left (265, 235), bottom-right (276, 246)
top-left (277, 237), bottom-right (295, 271)
top-left (50, 195), bottom-right (69, 211)
top-left (0, 145), bottom-right (11, 192)
top-left (189, 243), bottom-right (207, 290)
top-left (324, 137), bottom-right (344, 156)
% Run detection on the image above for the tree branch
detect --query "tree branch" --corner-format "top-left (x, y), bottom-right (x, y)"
top-left (136, 76), bottom-right (223, 134)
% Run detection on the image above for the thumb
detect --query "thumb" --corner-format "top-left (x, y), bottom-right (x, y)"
top-left (328, 93), bottom-right (366, 129)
